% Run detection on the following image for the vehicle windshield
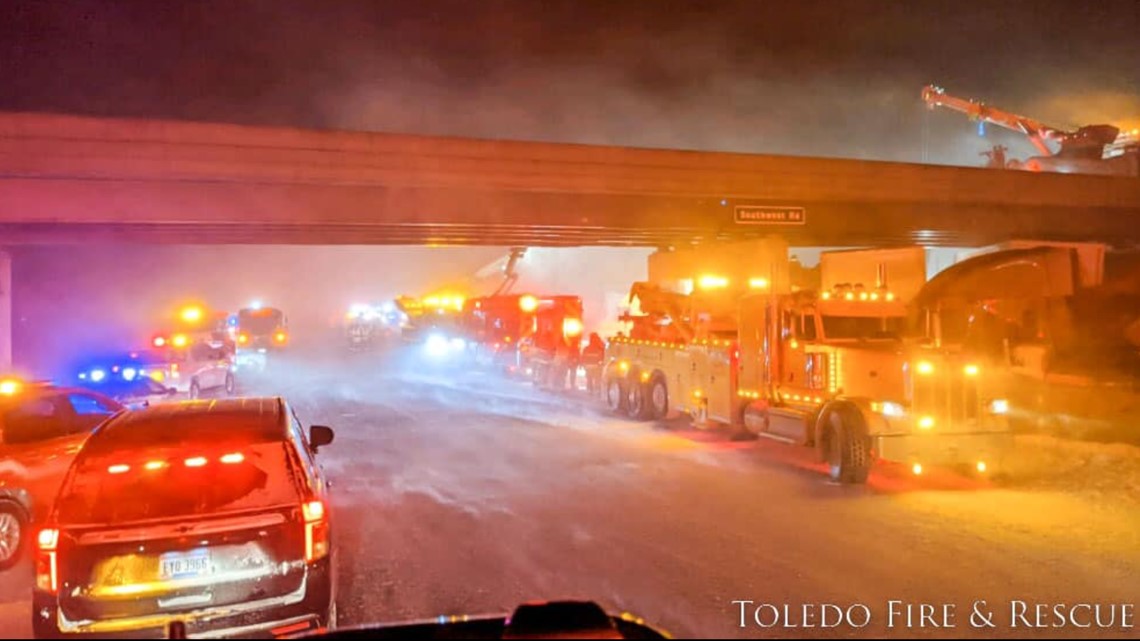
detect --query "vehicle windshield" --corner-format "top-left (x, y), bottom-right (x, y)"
top-left (820, 315), bottom-right (906, 340)
top-left (7, 4), bottom-right (1139, 640)
top-left (55, 415), bottom-right (299, 525)
top-left (239, 309), bottom-right (284, 334)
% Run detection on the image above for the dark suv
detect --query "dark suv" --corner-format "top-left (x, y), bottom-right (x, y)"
top-left (31, 397), bottom-right (336, 638)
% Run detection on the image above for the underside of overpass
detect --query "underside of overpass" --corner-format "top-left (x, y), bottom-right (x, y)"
top-left (0, 112), bottom-right (1138, 248)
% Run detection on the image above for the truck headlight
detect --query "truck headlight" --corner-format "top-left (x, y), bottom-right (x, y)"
top-left (879, 401), bottom-right (906, 418)
top-left (989, 399), bottom-right (1009, 415)
top-left (425, 333), bottom-right (450, 358)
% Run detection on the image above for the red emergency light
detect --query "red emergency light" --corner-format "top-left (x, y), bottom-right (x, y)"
top-left (562, 317), bottom-right (584, 338)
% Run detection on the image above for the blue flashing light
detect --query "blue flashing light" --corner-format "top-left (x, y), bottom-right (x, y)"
top-left (90, 369), bottom-right (107, 383)
top-left (122, 367), bottom-right (138, 381)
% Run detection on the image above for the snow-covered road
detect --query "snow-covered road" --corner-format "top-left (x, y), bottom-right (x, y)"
top-left (1, 349), bottom-right (1136, 638)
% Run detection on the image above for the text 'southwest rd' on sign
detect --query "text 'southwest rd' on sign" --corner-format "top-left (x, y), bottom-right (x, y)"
top-left (734, 206), bottom-right (807, 225)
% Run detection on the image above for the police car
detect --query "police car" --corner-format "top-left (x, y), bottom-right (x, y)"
top-left (76, 360), bottom-right (177, 408)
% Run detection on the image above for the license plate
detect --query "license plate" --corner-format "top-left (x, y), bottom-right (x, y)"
top-left (160, 549), bottom-right (212, 580)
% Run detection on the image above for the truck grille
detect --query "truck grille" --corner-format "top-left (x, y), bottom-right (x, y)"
top-left (911, 357), bottom-right (987, 431)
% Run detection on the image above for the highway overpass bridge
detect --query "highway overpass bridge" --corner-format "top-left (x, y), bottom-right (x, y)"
top-left (1, 111), bottom-right (1139, 368)
top-left (0, 111), bottom-right (1138, 248)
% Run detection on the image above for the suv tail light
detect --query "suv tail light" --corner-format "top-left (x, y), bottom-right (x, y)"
top-left (302, 500), bottom-right (329, 562)
top-left (36, 528), bottom-right (59, 594)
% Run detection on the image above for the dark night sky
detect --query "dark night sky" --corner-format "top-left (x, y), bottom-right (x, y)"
top-left (2, 0), bottom-right (1138, 164)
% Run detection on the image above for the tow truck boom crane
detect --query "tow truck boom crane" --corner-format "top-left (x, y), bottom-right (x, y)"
top-left (921, 85), bottom-right (1128, 166)
top-left (493, 247), bottom-right (527, 296)
top-left (921, 85), bottom-right (1066, 155)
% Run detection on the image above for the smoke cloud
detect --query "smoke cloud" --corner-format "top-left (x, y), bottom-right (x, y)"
top-left (12, 245), bottom-right (501, 375)
top-left (12, 245), bottom-right (652, 377)
top-left (2, 1), bottom-right (1136, 166)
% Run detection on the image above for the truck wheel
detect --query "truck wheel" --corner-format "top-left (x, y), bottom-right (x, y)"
top-left (648, 375), bottom-right (669, 419)
top-left (0, 503), bottom-right (27, 571)
top-left (189, 380), bottom-right (201, 400)
top-left (605, 378), bottom-right (627, 414)
top-left (824, 410), bottom-right (871, 484)
top-left (626, 381), bottom-right (651, 420)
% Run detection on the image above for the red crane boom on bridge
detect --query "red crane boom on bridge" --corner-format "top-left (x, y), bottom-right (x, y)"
top-left (921, 85), bottom-right (1064, 156)
top-left (921, 85), bottom-right (1138, 176)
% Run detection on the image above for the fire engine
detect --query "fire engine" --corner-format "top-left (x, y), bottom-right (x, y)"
top-left (603, 239), bottom-right (1012, 484)
top-left (235, 303), bottom-right (289, 352)
top-left (453, 248), bottom-right (587, 382)
top-left (515, 296), bottom-right (585, 388)
top-left (462, 293), bottom-right (585, 381)
top-left (462, 294), bottom-right (535, 370)
top-left (394, 293), bottom-right (470, 359)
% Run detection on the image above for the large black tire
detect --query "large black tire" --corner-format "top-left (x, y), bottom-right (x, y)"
top-left (189, 380), bottom-right (201, 400)
top-left (0, 502), bottom-right (28, 571)
top-left (605, 378), bottom-right (627, 414)
top-left (824, 409), bottom-right (872, 484)
top-left (626, 380), bottom-right (652, 421)
top-left (648, 374), bottom-right (669, 420)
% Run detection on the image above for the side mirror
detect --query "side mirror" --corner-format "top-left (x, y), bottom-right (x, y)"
top-left (310, 425), bottom-right (335, 452)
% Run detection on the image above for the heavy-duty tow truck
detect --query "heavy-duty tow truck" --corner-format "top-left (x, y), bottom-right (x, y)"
top-left (603, 238), bottom-right (1013, 483)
